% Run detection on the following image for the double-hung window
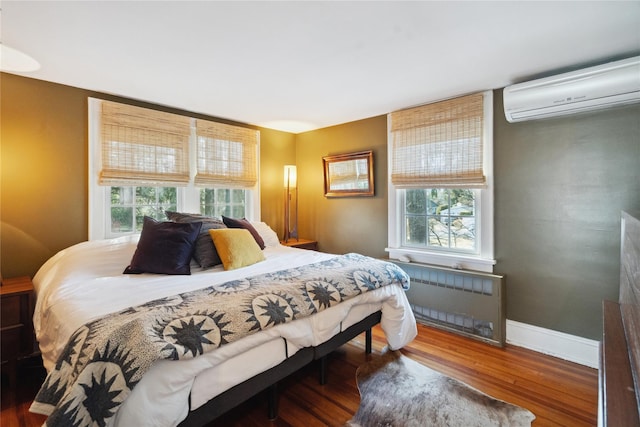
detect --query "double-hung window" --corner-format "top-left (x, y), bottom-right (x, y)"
top-left (194, 120), bottom-right (258, 219)
top-left (88, 99), bottom-right (260, 240)
top-left (387, 91), bottom-right (495, 272)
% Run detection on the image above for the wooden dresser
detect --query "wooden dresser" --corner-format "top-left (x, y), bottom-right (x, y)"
top-left (599, 211), bottom-right (640, 426)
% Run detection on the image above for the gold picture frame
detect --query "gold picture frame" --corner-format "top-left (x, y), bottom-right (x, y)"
top-left (323, 150), bottom-right (374, 197)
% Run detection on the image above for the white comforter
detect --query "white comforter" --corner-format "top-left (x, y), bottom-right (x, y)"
top-left (32, 235), bottom-right (417, 427)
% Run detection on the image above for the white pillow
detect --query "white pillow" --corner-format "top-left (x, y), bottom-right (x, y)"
top-left (250, 221), bottom-right (281, 248)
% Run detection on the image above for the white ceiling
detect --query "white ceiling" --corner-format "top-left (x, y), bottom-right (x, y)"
top-left (2, 1), bottom-right (639, 133)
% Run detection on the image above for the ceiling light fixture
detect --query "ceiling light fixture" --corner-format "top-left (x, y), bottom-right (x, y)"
top-left (0, 44), bottom-right (40, 72)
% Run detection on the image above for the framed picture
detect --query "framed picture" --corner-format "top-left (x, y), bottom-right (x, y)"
top-left (323, 150), bottom-right (374, 197)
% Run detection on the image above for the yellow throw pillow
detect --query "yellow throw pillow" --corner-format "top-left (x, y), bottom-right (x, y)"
top-left (209, 228), bottom-right (265, 270)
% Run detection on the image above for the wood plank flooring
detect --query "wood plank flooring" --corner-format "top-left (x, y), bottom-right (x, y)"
top-left (1, 322), bottom-right (598, 427)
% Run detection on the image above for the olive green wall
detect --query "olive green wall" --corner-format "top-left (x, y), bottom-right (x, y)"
top-left (0, 73), bottom-right (295, 278)
top-left (295, 116), bottom-right (389, 258)
top-left (494, 90), bottom-right (640, 340)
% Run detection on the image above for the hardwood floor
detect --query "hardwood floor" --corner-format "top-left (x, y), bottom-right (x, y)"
top-left (1, 356), bottom-right (47, 427)
top-left (1, 322), bottom-right (598, 427)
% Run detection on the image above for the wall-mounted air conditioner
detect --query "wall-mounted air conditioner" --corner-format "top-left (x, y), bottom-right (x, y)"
top-left (503, 56), bottom-right (640, 123)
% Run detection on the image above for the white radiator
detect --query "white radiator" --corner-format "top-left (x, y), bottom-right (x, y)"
top-left (391, 260), bottom-right (506, 346)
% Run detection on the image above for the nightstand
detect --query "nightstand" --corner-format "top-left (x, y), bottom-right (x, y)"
top-left (1, 276), bottom-right (37, 388)
top-left (280, 238), bottom-right (318, 251)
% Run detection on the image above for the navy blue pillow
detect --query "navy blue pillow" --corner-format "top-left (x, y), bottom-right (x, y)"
top-left (124, 217), bottom-right (202, 275)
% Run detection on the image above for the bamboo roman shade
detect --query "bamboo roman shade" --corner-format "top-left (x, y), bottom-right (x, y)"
top-left (99, 101), bottom-right (191, 186)
top-left (194, 120), bottom-right (259, 187)
top-left (390, 92), bottom-right (486, 188)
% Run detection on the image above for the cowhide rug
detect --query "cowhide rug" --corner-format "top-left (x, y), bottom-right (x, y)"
top-left (346, 351), bottom-right (535, 427)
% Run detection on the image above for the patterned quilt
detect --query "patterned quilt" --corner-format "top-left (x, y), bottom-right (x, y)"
top-left (31, 253), bottom-right (409, 427)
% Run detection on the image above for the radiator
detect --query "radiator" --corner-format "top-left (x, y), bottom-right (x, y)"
top-left (391, 260), bottom-right (506, 346)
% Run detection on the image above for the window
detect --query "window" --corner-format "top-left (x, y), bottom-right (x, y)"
top-left (88, 98), bottom-right (259, 240)
top-left (387, 91), bottom-right (494, 273)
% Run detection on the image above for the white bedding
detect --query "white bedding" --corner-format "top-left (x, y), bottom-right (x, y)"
top-left (32, 234), bottom-right (417, 427)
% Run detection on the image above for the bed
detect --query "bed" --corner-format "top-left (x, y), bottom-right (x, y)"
top-left (28, 218), bottom-right (417, 427)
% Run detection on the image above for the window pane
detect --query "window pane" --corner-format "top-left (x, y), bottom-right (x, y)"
top-left (158, 187), bottom-right (176, 204)
top-left (201, 189), bottom-right (215, 206)
top-left (136, 187), bottom-right (157, 205)
top-left (111, 207), bottom-right (133, 232)
top-left (406, 215), bottom-right (427, 245)
top-left (216, 189), bottom-right (229, 203)
top-left (232, 206), bottom-right (244, 218)
top-left (217, 206), bottom-right (230, 217)
top-left (428, 217), bottom-right (451, 248)
top-left (404, 188), bottom-right (476, 252)
top-left (111, 186), bottom-right (133, 205)
top-left (406, 189), bottom-right (427, 214)
top-left (137, 205), bottom-right (160, 220)
top-left (199, 188), bottom-right (245, 219)
top-left (231, 189), bottom-right (245, 204)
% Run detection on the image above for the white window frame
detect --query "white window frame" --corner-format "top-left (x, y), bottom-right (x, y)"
top-left (88, 98), bottom-right (260, 240)
top-left (386, 90), bottom-right (495, 273)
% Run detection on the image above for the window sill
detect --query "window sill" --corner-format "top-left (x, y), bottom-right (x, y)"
top-left (385, 247), bottom-right (496, 273)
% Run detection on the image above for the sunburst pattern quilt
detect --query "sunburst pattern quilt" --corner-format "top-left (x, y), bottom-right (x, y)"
top-left (31, 253), bottom-right (409, 427)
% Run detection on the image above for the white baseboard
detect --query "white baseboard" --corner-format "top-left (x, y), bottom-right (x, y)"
top-left (506, 320), bottom-right (599, 369)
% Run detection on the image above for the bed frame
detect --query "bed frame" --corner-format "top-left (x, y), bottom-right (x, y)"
top-left (599, 211), bottom-right (640, 426)
top-left (178, 310), bottom-right (382, 426)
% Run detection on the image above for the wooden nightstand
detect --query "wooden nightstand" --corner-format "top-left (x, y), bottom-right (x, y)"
top-left (280, 238), bottom-right (318, 251)
top-left (1, 276), bottom-right (37, 388)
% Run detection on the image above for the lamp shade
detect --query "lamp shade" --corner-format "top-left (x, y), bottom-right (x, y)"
top-left (284, 165), bottom-right (297, 188)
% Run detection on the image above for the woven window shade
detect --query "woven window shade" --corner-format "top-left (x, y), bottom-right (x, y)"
top-left (194, 120), bottom-right (259, 187)
top-left (390, 92), bottom-right (486, 188)
top-left (100, 101), bottom-right (191, 186)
